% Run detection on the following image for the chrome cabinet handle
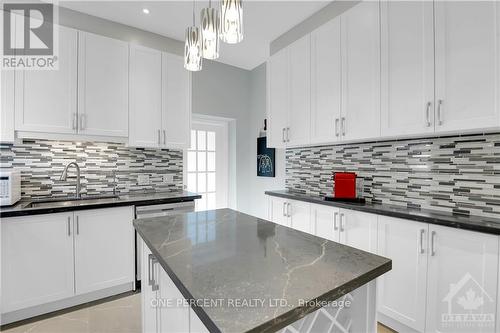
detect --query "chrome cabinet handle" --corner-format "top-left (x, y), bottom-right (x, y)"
top-left (163, 130), bottom-right (166, 145)
top-left (79, 114), bottom-right (86, 130)
top-left (333, 212), bottom-right (339, 230)
top-left (425, 102), bottom-right (431, 127)
top-left (341, 117), bottom-right (346, 136)
top-left (437, 100), bottom-right (443, 126)
top-left (340, 213), bottom-right (345, 232)
top-left (157, 130), bottom-right (161, 144)
top-left (72, 113), bottom-right (78, 130)
top-left (67, 217), bottom-right (71, 236)
top-left (335, 118), bottom-right (339, 137)
top-left (152, 257), bottom-right (159, 291)
top-left (419, 229), bottom-right (425, 254)
top-left (282, 202), bottom-right (286, 217)
top-left (286, 203), bottom-right (291, 217)
top-left (431, 231), bottom-right (436, 256)
top-left (148, 253), bottom-right (158, 290)
top-left (286, 127), bottom-right (290, 142)
top-left (76, 216), bottom-right (80, 235)
top-left (282, 128), bottom-right (286, 143)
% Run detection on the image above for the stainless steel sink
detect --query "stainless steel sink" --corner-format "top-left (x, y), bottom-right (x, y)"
top-left (25, 194), bottom-right (119, 209)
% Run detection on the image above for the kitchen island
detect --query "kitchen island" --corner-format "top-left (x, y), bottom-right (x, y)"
top-left (134, 209), bottom-right (391, 333)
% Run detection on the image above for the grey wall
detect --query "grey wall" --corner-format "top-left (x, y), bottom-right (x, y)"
top-left (270, 1), bottom-right (359, 55)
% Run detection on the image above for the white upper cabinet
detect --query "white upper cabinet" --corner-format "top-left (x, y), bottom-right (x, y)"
top-left (267, 48), bottom-right (288, 149)
top-left (129, 45), bottom-right (163, 148)
top-left (1, 69), bottom-right (15, 143)
top-left (425, 224), bottom-right (498, 333)
top-left (380, 1), bottom-right (435, 137)
top-left (310, 18), bottom-right (342, 145)
top-left (162, 53), bottom-right (191, 149)
top-left (341, 1), bottom-right (381, 142)
top-left (78, 32), bottom-right (129, 137)
top-left (15, 25), bottom-right (78, 134)
top-left (288, 35), bottom-right (311, 147)
top-left (434, 1), bottom-right (500, 133)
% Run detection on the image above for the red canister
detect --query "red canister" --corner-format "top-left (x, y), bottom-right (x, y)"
top-left (333, 172), bottom-right (357, 199)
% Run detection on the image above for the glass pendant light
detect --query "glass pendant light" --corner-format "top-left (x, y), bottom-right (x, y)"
top-left (200, 0), bottom-right (220, 60)
top-left (219, 0), bottom-right (243, 44)
top-left (184, 0), bottom-right (203, 71)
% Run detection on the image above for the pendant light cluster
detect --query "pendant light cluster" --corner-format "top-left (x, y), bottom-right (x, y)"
top-left (184, 0), bottom-right (243, 71)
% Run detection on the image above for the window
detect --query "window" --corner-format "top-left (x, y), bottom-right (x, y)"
top-left (187, 129), bottom-right (217, 211)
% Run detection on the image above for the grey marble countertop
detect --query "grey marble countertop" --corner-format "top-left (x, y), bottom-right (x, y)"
top-left (134, 208), bottom-right (391, 333)
top-left (0, 191), bottom-right (201, 218)
top-left (266, 190), bottom-right (500, 235)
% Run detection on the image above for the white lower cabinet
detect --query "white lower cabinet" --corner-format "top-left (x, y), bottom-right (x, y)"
top-left (310, 204), bottom-right (339, 241)
top-left (268, 195), bottom-right (291, 227)
top-left (378, 216), bottom-right (499, 333)
top-left (377, 216), bottom-right (428, 332)
top-left (339, 209), bottom-right (378, 254)
top-left (74, 207), bottom-right (135, 294)
top-left (1, 207), bottom-right (135, 322)
top-left (288, 199), bottom-right (311, 234)
top-left (1, 212), bottom-right (75, 313)
top-left (141, 238), bottom-right (208, 333)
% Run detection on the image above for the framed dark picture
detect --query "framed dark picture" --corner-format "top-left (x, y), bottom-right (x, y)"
top-left (257, 137), bottom-right (275, 177)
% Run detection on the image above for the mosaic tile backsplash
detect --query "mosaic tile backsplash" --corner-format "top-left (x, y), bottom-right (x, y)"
top-left (286, 133), bottom-right (500, 218)
top-left (0, 139), bottom-right (183, 199)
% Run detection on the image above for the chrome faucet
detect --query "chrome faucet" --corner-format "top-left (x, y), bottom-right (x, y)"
top-left (60, 162), bottom-right (81, 198)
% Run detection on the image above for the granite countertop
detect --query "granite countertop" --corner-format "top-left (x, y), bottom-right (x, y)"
top-left (0, 191), bottom-right (201, 218)
top-left (266, 190), bottom-right (500, 235)
top-left (134, 208), bottom-right (391, 333)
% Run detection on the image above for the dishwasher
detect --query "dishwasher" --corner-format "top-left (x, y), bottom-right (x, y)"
top-left (135, 201), bottom-right (195, 283)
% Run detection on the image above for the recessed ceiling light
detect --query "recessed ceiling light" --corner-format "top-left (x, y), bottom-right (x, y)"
top-left (142, 8), bottom-right (150, 15)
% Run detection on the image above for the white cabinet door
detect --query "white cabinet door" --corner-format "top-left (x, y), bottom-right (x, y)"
top-left (1, 69), bottom-right (15, 142)
top-left (434, 1), bottom-right (500, 133)
top-left (287, 35), bottom-right (311, 147)
top-left (141, 239), bottom-right (159, 333)
top-left (129, 45), bottom-right (162, 148)
top-left (288, 199), bottom-right (311, 234)
top-left (1, 213), bottom-right (75, 312)
top-left (158, 266), bottom-right (190, 333)
top-left (15, 25), bottom-right (77, 134)
top-left (74, 207), bottom-right (134, 294)
top-left (425, 225), bottom-right (498, 333)
top-left (162, 53), bottom-right (191, 149)
top-left (267, 49), bottom-right (288, 149)
top-left (268, 196), bottom-right (289, 227)
top-left (310, 204), bottom-right (340, 242)
top-left (78, 32), bottom-right (129, 137)
top-left (310, 18), bottom-right (342, 145)
top-left (377, 216), bottom-right (428, 332)
top-left (380, 1), bottom-right (435, 137)
top-left (341, 1), bottom-right (381, 142)
top-left (339, 209), bottom-right (378, 254)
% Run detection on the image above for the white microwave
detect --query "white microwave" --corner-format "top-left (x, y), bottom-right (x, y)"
top-left (0, 170), bottom-right (21, 206)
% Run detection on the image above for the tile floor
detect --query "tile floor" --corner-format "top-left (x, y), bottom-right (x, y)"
top-left (1, 292), bottom-right (396, 333)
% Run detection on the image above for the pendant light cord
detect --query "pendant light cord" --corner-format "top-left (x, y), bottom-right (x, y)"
top-left (192, 0), bottom-right (195, 25)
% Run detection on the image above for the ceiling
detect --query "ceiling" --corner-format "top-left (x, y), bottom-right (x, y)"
top-left (59, 1), bottom-right (330, 70)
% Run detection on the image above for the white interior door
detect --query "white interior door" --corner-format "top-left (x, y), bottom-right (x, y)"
top-left (185, 118), bottom-right (228, 211)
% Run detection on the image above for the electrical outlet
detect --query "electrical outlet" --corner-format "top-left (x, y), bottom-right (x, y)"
top-left (163, 174), bottom-right (174, 184)
top-left (137, 174), bottom-right (150, 185)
